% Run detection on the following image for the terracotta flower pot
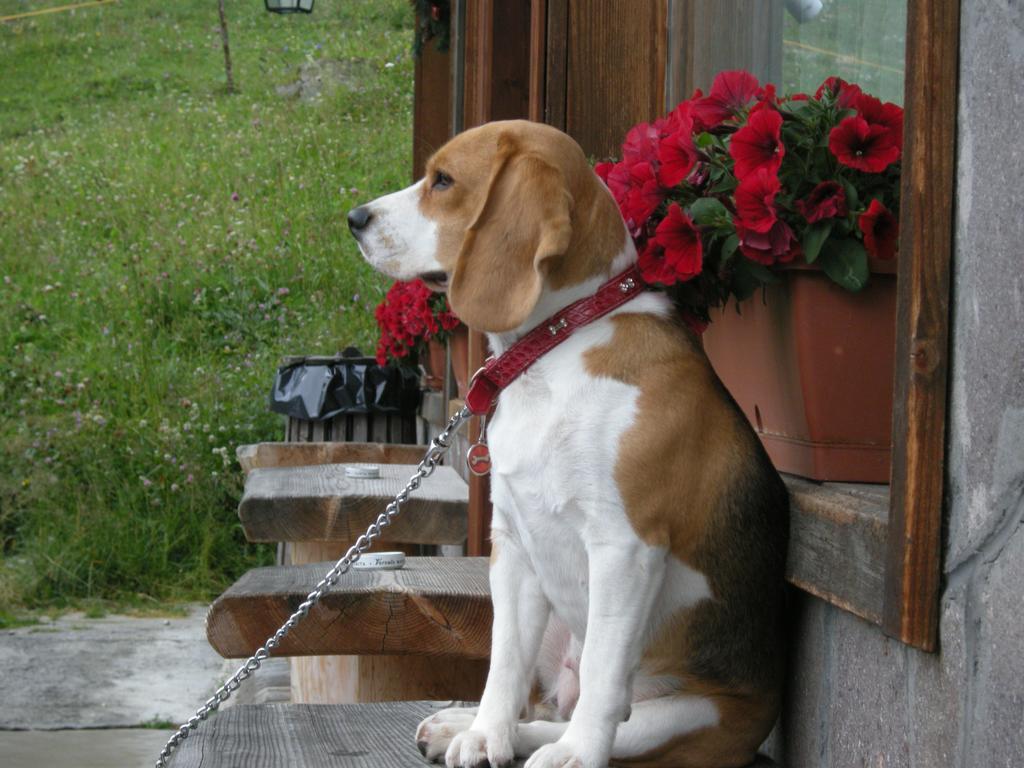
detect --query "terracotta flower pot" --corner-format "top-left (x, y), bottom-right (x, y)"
top-left (449, 325), bottom-right (470, 399)
top-left (421, 337), bottom-right (447, 391)
top-left (702, 260), bottom-right (896, 483)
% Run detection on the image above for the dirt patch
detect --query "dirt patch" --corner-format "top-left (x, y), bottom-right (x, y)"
top-left (276, 58), bottom-right (378, 102)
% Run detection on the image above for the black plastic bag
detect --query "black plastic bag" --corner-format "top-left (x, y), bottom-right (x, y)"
top-left (269, 348), bottom-right (421, 421)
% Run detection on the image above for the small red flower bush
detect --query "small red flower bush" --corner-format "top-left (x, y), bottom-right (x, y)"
top-left (600, 70), bottom-right (903, 322)
top-left (374, 280), bottom-right (460, 366)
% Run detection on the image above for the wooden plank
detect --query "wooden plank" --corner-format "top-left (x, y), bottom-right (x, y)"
top-left (466, 330), bottom-right (491, 557)
top-left (412, 19), bottom-right (452, 180)
top-left (883, 0), bottom-right (959, 652)
top-left (237, 442), bottom-right (427, 474)
top-left (563, 0), bottom-right (667, 158)
top-left (460, 0), bottom-right (492, 129)
top-left (173, 701), bottom-right (450, 768)
top-left (206, 557), bottom-right (492, 660)
top-left (784, 475), bottom-right (889, 625)
top-left (239, 463), bottom-right (468, 545)
top-left (490, 2), bottom-right (532, 121)
top-left (290, 654), bottom-right (487, 704)
top-left (288, 541), bottom-right (482, 704)
top-left (172, 701), bottom-right (780, 767)
top-left (528, 0), bottom-right (548, 122)
top-left (543, 0), bottom-right (569, 129)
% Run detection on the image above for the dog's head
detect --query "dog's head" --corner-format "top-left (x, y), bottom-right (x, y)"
top-left (348, 120), bottom-right (625, 333)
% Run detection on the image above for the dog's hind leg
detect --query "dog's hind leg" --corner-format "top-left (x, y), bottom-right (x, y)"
top-left (415, 707), bottom-right (478, 763)
top-left (522, 541), bottom-right (667, 768)
top-left (516, 694), bottom-right (770, 768)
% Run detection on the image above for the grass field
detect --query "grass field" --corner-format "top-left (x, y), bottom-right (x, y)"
top-left (0, 0), bottom-right (414, 615)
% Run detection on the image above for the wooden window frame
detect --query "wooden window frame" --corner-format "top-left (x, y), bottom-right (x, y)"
top-left (883, 0), bottom-right (959, 650)
top-left (452, 0), bottom-right (959, 651)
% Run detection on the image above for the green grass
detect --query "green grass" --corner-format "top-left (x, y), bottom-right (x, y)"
top-left (0, 0), bottom-right (414, 609)
top-left (0, 608), bottom-right (42, 629)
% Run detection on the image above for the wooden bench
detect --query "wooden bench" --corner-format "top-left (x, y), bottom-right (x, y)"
top-left (237, 446), bottom-right (470, 548)
top-left (208, 557), bottom-right (491, 659)
top-left (230, 442), bottom-right (478, 703)
top-left (237, 441), bottom-right (428, 473)
top-left (208, 557), bottom-right (491, 703)
top-left (173, 701), bottom-right (780, 767)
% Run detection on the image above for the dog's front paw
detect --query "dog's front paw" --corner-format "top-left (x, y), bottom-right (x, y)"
top-left (415, 707), bottom-right (476, 763)
top-left (444, 722), bottom-right (515, 768)
top-left (523, 738), bottom-right (602, 768)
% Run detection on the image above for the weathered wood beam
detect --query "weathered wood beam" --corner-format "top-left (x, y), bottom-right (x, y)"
top-left (239, 463), bottom-right (469, 545)
top-left (784, 475), bottom-right (889, 625)
top-left (171, 701), bottom-right (780, 767)
top-left (236, 442), bottom-right (427, 474)
top-left (206, 557), bottom-right (491, 660)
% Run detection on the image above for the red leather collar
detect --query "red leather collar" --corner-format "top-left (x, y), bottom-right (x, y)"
top-left (464, 264), bottom-right (645, 415)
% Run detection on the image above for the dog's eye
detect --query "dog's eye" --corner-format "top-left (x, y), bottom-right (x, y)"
top-left (432, 170), bottom-right (453, 191)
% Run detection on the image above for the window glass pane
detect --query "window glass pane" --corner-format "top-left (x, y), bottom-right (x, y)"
top-left (782, 0), bottom-right (906, 104)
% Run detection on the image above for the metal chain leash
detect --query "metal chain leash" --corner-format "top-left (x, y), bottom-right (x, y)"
top-left (155, 406), bottom-right (473, 768)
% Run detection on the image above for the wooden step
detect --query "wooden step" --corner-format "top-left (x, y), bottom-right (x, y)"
top-left (171, 701), bottom-right (780, 767)
top-left (236, 441), bottom-right (428, 474)
top-left (239, 461), bottom-right (469, 545)
top-left (206, 557), bottom-right (491, 660)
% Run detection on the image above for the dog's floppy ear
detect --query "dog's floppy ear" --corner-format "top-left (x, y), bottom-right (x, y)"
top-left (448, 134), bottom-right (572, 333)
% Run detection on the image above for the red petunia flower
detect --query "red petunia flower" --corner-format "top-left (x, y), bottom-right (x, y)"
top-left (622, 122), bottom-right (661, 166)
top-left (692, 70), bottom-right (760, 128)
top-left (858, 199), bottom-right (898, 259)
top-left (638, 241), bottom-right (674, 286)
top-left (620, 161), bottom-right (664, 232)
top-left (605, 161), bottom-right (632, 203)
top-left (681, 87), bottom-right (710, 132)
top-left (816, 77), bottom-right (863, 109)
top-left (594, 161), bottom-right (614, 185)
top-left (734, 167), bottom-right (781, 233)
top-left (652, 203), bottom-right (703, 281)
top-left (735, 217), bottom-right (800, 266)
top-left (374, 280), bottom-right (459, 365)
top-left (795, 181), bottom-right (848, 223)
top-left (663, 98), bottom-right (696, 135)
top-left (657, 103), bottom-right (699, 187)
top-left (638, 241), bottom-right (701, 287)
top-left (828, 116), bottom-right (900, 173)
top-left (729, 108), bottom-right (785, 179)
top-left (757, 83), bottom-right (778, 105)
top-left (854, 93), bottom-right (904, 155)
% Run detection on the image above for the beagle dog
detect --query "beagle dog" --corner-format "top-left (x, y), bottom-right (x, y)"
top-left (349, 120), bottom-right (788, 768)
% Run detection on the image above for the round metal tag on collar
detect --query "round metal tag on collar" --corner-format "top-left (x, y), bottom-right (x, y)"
top-left (467, 442), bottom-right (492, 476)
top-left (353, 551), bottom-right (406, 570)
top-left (345, 464), bottom-right (381, 479)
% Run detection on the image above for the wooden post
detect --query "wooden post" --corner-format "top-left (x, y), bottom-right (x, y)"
top-left (882, 0), bottom-right (960, 652)
top-left (286, 547), bottom-right (488, 703)
top-left (457, 0), bottom-right (536, 557)
top-left (413, 13), bottom-right (452, 180)
top-left (216, 0), bottom-right (236, 94)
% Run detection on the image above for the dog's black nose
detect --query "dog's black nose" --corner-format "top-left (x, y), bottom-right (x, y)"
top-left (347, 206), bottom-right (373, 233)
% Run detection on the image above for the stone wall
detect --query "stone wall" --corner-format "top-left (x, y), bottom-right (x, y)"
top-left (771, 2), bottom-right (1024, 765)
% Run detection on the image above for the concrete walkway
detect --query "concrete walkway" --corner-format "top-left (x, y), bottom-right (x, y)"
top-left (0, 605), bottom-right (283, 767)
top-left (0, 728), bottom-right (174, 768)
top-left (0, 606), bottom-right (225, 729)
